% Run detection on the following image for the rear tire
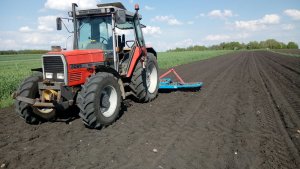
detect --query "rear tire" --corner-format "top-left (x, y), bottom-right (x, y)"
top-left (15, 73), bottom-right (42, 124)
top-left (130, 53), bottom-right (159, 102)
top-left (77, 72), bottom-right (121, 129)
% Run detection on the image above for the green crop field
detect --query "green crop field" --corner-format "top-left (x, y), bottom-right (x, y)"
top-left (0, 50), bottom-right (232, 108)
top-left (0, 54), bottom-right (41, 62)
top-left (0, 54), bottom-right (42, 108)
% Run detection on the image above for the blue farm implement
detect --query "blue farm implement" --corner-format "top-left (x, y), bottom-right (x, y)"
top-left (159, 68), bottom-right (203, 90)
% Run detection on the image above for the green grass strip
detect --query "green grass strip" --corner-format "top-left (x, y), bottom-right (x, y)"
top-left (158, 50), bottom-right (234, 69)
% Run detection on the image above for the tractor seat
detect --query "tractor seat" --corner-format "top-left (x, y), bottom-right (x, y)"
top-left (123, 48), bottom-right (131, 52)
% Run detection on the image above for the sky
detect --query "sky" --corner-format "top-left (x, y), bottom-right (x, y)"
top-left (0, 0), bottom-right (299, 51)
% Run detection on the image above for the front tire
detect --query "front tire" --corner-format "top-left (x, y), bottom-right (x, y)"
top-left (15, 73), bottom-right (42, 124)
top-left (77, 73), bottom-right (122, 129)
top-left (130, 53), bottom-right (159, 102)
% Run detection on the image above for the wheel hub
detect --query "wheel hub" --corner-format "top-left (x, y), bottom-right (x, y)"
top-left (146, 72), bottom-right (151, 88)
top-left (100, 93), bottom-right (110, 110)
top-left (99, 85), bottom-right (118, 117)
top-left (146, 63), bottom-right (158, 94)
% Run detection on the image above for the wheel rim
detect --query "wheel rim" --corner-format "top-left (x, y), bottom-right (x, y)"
top-left (99, 85), bottom-right (118, 117)
top-left (146, 63), bottom-right (158, 94)
top-left (33, 107), bottom-right (56, 119)
top-left (36, 108), bottom-right (54, 114)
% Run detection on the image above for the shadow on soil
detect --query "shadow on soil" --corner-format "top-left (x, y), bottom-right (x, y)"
top-left (158, 87), bottom-right (202, 93)
top-left (46, 102), bottom-right (130, 128)
top-left (37, 87), bottom-right (202, 127)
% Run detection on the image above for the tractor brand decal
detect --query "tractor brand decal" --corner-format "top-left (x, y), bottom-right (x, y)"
top-left (70, 62), bottom-right (103, 69)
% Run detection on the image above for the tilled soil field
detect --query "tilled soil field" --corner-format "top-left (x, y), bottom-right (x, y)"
top-left (1, 51), bottom-right (300, 169)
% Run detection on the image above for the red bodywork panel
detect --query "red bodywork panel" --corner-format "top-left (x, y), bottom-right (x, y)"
top-left (126, 47), bottom-right (143, 78)
top-left (48, 49), bottom-right (105, 86)
top-left (46, 47), bottom-right (147, 86)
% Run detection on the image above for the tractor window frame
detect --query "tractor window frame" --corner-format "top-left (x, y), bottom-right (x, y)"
top-left (133, 15), bottom-right (145, 47)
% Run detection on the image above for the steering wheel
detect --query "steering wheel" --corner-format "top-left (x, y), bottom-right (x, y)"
top-left (126, 40), bottom-right (135, 48)
top-left (100, 36), bottom-right (108, 44)
top-left (90, 36), bottom-right (108, 44)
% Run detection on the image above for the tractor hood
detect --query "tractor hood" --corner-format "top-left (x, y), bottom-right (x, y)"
top-left (48, 49), bottom-right (104, 56)
top-left (44, 49), bottom-right (109, 86)
top-left (47, 49), bottom-right (106, 64)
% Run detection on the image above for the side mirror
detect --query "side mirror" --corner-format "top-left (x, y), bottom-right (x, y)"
top-left (116, 10), bottom-right (126, 24)
top-left (56, 17), bottom-right (62, 30)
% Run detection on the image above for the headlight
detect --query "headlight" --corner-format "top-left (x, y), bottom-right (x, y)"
top-left (57, 73), bottom-right (65, 79)
top-left (45, 72), bottom-right (53, 79)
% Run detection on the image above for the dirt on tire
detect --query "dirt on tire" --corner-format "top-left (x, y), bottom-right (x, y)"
top-left (0, 51), bottom-right (300, 169)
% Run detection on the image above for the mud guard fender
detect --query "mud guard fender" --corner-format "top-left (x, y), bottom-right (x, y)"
top-left (146, 47), bottom-right (157, 58)
top-left (127, 47), bottom-right (157, 78)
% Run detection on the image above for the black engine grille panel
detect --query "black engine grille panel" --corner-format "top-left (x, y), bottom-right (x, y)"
top-left (43, 56), bottom-right (64, 73)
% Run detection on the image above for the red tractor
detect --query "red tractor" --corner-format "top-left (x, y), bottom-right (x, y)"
top-left (13, 2), bottom-right (159, 129)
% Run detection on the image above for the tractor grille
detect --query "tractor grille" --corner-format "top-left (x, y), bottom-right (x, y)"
top-left (70, 72), bottom-right (82, 83)
top-left (43, 56), bottom-right (64, 73)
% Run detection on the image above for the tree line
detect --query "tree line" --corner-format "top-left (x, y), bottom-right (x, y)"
top-left (0, 50), bottom-right (49, 55)
top-left (167, 39), bottom-right (299, 52)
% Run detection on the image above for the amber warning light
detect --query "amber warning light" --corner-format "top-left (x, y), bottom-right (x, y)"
top-left (135, 4), bottom-right (139, 11)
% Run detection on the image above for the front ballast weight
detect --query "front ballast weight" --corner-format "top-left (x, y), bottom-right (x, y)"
top-left (13, 78), bottom-right (75, 122)
top-left (159, 68), bottom-right (203, 90)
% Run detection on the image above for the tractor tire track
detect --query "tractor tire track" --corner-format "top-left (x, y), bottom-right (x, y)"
top-left (251, 52), bottom-right (300, 168)
top-left (263, 51), bottom-right (300, 75)
top-left (253, 52), bottom-right (300, 161)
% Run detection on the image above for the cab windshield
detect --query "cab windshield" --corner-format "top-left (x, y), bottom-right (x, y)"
top-left (77, 16), bottom-right (113, 50)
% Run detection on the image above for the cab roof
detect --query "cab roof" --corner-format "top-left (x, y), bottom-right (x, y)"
top-left (97, 2), bottom-right (126, 10)
top-left (75, 2), bottom-right (141, 19)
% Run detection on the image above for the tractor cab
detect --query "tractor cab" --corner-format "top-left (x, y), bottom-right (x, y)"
top-left (57, 2), bottom-right (148, 75)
